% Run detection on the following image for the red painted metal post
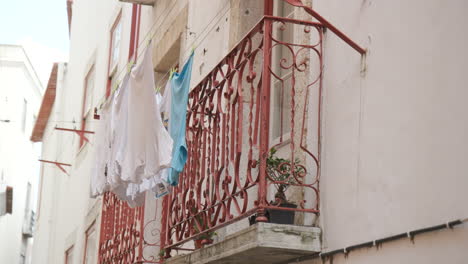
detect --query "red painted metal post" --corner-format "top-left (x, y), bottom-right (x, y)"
top-left (256, 0), bottom-right (274, 222)
top-left (129, 4), bottom-right (138, 62)
top-left (160, 196), bottom-right (169, 259)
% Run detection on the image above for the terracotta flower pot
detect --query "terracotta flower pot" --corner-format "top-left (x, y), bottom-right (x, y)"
top-left (194, 239), bottom-right (203, 249)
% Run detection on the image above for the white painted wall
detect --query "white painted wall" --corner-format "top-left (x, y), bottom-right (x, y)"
top-left (0, 44), bottom-right (43, 264)
top-left (301, 0), bottom-right (468, 262)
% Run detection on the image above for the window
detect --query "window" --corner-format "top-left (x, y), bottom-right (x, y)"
top-left (106, 12), bottom-right (122, 97)
top-left (6, 186), bottom-right (13, 214)
top-left (109, 14), bottom-right (122, 76)
top-left (80, 66), bottom-right (95, 147)
top-left (271, 2), bottom-right (295, 141)
top-left (22, 99), bottom-right (27, 132)
top-left (83, 223), bottom-right (97, 264)
top-left (0, 185), bottom-right (13, 216)
top-left (65, 246), bottom-right (74, 264)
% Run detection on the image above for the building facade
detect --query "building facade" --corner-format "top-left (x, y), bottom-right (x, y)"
top-left (0, 44), bottom-right (43, 264)
top-left (32, 0), bottom-right (468, 264)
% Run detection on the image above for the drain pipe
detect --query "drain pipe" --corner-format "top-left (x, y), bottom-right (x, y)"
top-left (280, 217), bottom-right (468, 263)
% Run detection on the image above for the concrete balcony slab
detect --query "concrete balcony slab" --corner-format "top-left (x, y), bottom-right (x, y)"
top-left (118, 0), bottom-right (155, 6)
top-left (165, 223), bottom-right (321, 264)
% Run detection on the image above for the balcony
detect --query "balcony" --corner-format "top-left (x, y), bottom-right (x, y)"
top-left (159, 14), bottom-right (326, 263)
top-left (98, 2), bottom-right (365, 263)
top-left (22, 210), bottom-right (35, 238)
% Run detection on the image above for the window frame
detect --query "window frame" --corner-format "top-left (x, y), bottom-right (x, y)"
top-left (79, 65), bottom-right (95, 148)
top-left (82, 221), bottom-right (97, 264)
top-left (106, 11), bottom-right (122, 97)
top-left (22, 98), bottom-right (27, 133)
top-left (65, 245), bottom-right (74, 264)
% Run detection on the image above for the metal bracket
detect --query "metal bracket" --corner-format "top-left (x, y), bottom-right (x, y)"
top-left (284, 0), bottom-right (366, 55)
top-left (38, 159), bottom-right (72, 175)
top-left (55, 127), bottom-right (95, 143)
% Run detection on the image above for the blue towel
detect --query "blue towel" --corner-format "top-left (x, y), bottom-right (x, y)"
top-left (168, 53), bottom-right (194, 185)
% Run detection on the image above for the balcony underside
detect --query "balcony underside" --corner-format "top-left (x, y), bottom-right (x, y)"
top-left (118, 0), bottom-right (155, 6)
top-left (165, 223), bottom-right (321, 264)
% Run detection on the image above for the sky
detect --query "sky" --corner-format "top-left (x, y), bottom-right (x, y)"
top-left (0, 0), bottom-right (69, 87)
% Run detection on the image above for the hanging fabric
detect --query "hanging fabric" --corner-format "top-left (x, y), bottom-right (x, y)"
top-left (114, 46), bottom-right (173, 185)
top-left (160, 80), bottom-right (172, 132)
top-left (90, 91), bottom-right (113, 198)
top-left (90, 44), bottom-right (173, 206)
top-left (167, 53), bottom-right (194, 186)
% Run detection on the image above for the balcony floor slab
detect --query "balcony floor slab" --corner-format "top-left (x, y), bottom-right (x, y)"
top-left (164, 222), bottom-right (321, 264)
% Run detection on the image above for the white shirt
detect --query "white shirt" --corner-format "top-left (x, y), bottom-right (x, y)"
top-left (110, 46), bottom-right (173, 205)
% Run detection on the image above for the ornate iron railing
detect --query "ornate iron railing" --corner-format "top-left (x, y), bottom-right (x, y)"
top-left (98, 193), bottom-right (145, 264)
top-left (160, 15), bottom-right (324, 257)
top-left (98, 193), bottom-right (164, 264)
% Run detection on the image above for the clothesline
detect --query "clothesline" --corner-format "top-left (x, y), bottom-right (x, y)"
top-left (154, 3), bottom-right (231, 89)
top-left (91, 46), bottom-right (194, 207)
top-left (96, 2), bottom-right (231, 110)
top-left (43, 3), bottom-right (231, 197)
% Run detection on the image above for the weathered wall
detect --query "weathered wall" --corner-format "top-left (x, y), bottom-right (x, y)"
top-left (31, 62), bottom-right (68, 264)
top-left (303, 0), bottom-right (468, 262)
top-left (31, 0), bottom-right (244, 262)
top-left (31, 0), bottom-right (135, 262)
top-left (302, 225), bottom-right (468, 264)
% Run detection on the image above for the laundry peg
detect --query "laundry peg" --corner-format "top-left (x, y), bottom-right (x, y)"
top-left (94, 107), bottom-right (100, 120)
top-left (127, 60), bottom-right (134, 74)
top-left (112, 79), bottom-right (121, 94)
top-left (169, 68), bottom-right (175, 80)
top-left (191, 44), bottom-right (196, 55)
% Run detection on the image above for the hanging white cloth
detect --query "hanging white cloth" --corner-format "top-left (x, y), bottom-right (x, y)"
top-left (114, 46), bottom-right (173, 184)
top-left (90, 93), bottom-right (113, 198)
top-left (97, 45), bottom-right (173, 206)
top-left (90, 45), bottom-right (173, 206)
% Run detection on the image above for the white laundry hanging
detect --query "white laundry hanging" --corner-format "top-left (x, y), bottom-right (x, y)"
top-left (90, 45), bottom-right (173, 206)
top-left (90, 93), bottom-right (112, 198)
top-left (114, 45), bottom-right (173, 184)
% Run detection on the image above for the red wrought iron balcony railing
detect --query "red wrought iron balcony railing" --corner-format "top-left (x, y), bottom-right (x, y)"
top-left (160, 14), bottom-right (327, 257)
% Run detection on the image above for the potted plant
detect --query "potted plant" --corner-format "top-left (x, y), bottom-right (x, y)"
top-left (190, 206), bottom-right (217, 249)
top-left (250, 148), bottom-right (305, 225)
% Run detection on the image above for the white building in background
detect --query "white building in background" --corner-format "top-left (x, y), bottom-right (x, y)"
top-left (0, 44), bottom-right (43, 264)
